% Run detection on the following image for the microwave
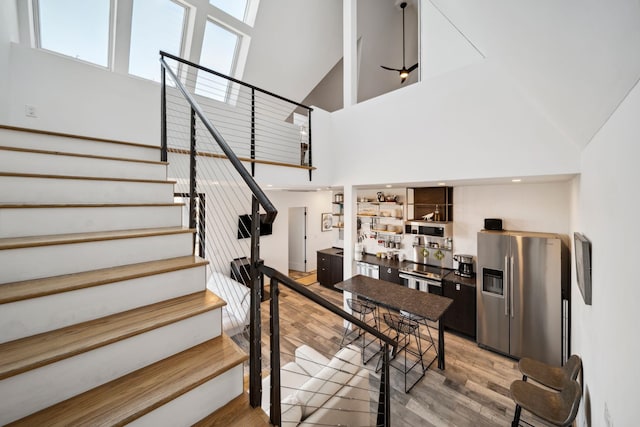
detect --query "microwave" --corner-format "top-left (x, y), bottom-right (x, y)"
top-left (404, 221), bottom-right (452, 238)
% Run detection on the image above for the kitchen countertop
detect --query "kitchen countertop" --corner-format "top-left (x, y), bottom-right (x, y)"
top-left (443, 271), bottom-right (477, 287)
top-left (317, 247), bottom-right (344, 257)
top-left (357, 253), bottom-right (408, 269)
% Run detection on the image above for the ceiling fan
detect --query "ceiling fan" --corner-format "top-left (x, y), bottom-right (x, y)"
top-left (380, 1), bottom-right (418, 83)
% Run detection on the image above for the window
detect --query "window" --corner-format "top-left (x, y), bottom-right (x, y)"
top-left (195, 21), bottom-right (239, 101)
top-left (129, 0), bottom-right (186, 82)
top-left (37, 0), bottom-right (110, 67)
top-left (209, 0), bottom-right (248, 22)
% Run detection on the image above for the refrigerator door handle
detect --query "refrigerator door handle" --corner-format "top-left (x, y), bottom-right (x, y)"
top-left (510, 256), bottom-right (515, 318)
top-left (504, 256), bottom-right (509, 316)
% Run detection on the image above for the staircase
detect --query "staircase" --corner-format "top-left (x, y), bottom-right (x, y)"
top-left (0, 126), bottom-right (249, 426)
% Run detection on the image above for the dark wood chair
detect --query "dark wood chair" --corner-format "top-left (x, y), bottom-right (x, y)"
top-left (510, 379), bottom-right (582, 427)
top-left (519, 354), bottom-right (582, 390)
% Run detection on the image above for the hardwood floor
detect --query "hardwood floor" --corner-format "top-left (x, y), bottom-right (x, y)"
top-left (235, 276), bottom-right (555, 427)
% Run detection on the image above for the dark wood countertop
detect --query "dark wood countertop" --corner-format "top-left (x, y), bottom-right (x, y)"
top-left (442, 271), bottom-right (477, 287)
top-left (317, 247), bottom-right (344, 257)
top-left (336, 275), bottom-right (453, 322)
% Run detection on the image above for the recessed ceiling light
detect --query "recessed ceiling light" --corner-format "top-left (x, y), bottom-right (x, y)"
top-left (316, 188), bottom-right (322, 191)
top-left (437, 182), bottom-right (446, 186)
top-left (385, 184), bottom-right (392, 188)
top-left (512, 179), bottom-right (522, 183)
top-left (267, 184), bottom-right (273, 187)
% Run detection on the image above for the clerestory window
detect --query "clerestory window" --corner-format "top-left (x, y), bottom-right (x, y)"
top-left (36, 0), bottom-right (111, 67)
top-left (129, 0), bottom-right (187, 82)
top-left (209, 0), bottom-right (248, 22)
top-left (196, 20), bottom-right (239, 102)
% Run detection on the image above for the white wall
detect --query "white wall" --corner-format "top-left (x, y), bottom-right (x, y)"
top-left (261, 190), bottom-right (338, 274)
top-left (330, 60), bottom-right (580, 188)
top-left (572, 82), bottom-right (640, 427)
top-left (0, 1), bottom-right (18, 121)
top-left (453, 181), bottom-right (572, 258)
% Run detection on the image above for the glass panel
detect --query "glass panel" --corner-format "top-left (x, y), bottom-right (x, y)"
top-left (129, 0), bottom-right (186, 82)
top-left (195, 21), bottom-right (239, 102)
top-left (209, 0), bottom-right (248, 22)
top-left (483, 268), bottom-right (504, 296)
top-left (38, 0), bottom-right (110, 67)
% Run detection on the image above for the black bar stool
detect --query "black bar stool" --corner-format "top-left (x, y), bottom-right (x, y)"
top-left (340, 297), bottom-right (379, 364)
top-left (399, 310), bottom-right (438, 361)
top-left (381, 312), bottom-right (427, 393)
top-left (510, 379), bottom-right (582, 427)
top-left (519, 354), bottom-right (582, 390)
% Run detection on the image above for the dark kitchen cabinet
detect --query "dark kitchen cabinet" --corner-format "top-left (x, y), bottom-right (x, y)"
top-left (317, 250), bottom-right (343, 290)
top-left (408, 186), bottom-right (453, 222)
top-left (379, 266), bottom-right (402, 285)
top-left (442, 277), bottom-right (476, 338)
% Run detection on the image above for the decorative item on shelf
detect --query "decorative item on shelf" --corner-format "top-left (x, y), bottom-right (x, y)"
top-left (334, 193), bottom-right (343, 203)
top-left (434, 205), bottom-right (441, 221)
top-left (377, 192), bottom-right (385, 202)
top-left (321, 213), bottom-right (332, 232)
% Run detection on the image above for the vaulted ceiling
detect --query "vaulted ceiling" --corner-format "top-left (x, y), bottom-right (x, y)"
top-left (243, 0), bottom-right (640, 149)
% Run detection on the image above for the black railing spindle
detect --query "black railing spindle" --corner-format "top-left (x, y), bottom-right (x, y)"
top-left (269, 277), bottom-right (282, 425)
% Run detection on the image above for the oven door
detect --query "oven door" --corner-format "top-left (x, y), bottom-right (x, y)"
top-left (399, 273), bottom-right (442, 295)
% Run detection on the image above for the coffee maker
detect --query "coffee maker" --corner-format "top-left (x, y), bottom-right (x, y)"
top-left (453, 254), bottom-right (474, 278)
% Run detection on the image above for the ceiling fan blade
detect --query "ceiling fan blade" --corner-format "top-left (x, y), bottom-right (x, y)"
top-left (407, 62), bottom-right (419, 72)
top-left (380, 65), bottom-right (402, 72)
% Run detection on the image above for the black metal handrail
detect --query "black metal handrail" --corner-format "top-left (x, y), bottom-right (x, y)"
top-left (260, 265), bottom-right (394, 427)
top-left (160, 55), bottom-right (277, 224)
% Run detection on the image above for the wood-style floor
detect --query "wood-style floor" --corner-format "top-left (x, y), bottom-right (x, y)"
top-left (231, 272), bottom-right (555, 427)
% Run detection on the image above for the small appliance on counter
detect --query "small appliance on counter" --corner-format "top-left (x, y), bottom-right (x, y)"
top-left (453, 254), bottom-right (474, 278)
top-left (484, 218), bottom-right (503, 231)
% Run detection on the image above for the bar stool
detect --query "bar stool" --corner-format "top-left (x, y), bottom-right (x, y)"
top-left (340, 297), bottom-right (379, 364)
top-left (510, 379), bottom-right (582, 427)
top-left (399, 310), bottom-right (438, 362)
top-left (519, 354), bottom-right (582, 391)
top-left (382, 312), bottom-right (427, 393)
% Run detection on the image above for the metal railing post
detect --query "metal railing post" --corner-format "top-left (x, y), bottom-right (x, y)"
top-left (377, 343), bottom-right (391, 427)
top-left (189, 108), bottom-right (197, 246)
top-left (269, 277), bottom-right (282, 425)
top-left (307, 109), bottom-right (312, 181)
top-left (160, 61), bottom-right (167, 162)
top-left (249, 196), bottom-right (262, 408)
top-left (251, 88), bottom-right (256, 177)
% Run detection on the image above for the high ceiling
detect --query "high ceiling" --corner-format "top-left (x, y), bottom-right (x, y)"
top-left (243, 0), bottom-right (640, 149)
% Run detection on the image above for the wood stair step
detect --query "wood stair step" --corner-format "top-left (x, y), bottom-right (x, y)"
top-left (0, 291), bottom-right (224, 380)
top-left (0, 124), bottom-right (159, 151)
top-left (0, 226), bottom-right (194, 250)
top-left (0, 255), bottom-right (209, 304)
top-left (0, 171), bottom-right (175, 184)
top-left (0, 145), bottom-right (168, 166)
top-left (194, 377), bottom-right (270, 427)
top-left (0, 203), bottom-right (185, 209)
top-left (7, 335), bottom-right (247, 427)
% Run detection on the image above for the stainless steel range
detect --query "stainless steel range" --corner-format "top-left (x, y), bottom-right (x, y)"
top-left (399, 263), bottom-right (451, 294)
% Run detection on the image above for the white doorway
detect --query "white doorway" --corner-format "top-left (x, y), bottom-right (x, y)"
top-left (288, 207), bottom-right (307, 272)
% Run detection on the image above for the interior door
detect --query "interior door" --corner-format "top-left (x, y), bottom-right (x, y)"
top-left (288, 207), bottom-right (307, 272)
top-left (477, 231), bottom-right (510, 355)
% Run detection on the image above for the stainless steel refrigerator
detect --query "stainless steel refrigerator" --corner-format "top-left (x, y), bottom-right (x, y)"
top-left (477, 230), bottom-right (568, 365)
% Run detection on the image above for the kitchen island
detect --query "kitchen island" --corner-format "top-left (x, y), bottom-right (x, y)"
top-left (335, 274), bottom-right (453, 370)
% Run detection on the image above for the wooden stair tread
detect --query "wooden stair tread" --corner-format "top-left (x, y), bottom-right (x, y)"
top-left (0, 256), bottom-right (209, 304)
top-left (0, 145), bottom-right (168, 165)
top-left (0, 124), bottom-right (160, 150)
top-left (194, 377), bottom-right (270, 427)
top-left (0, 291), bottom-right (225, 380)
top-left (8, 335), bottom-right (247, 427)
top-left (0, 171), bottom-right (176, 184)
top-left (0, 226), bottom-right (194, 250)
top-left (0, 202), bottom-right (185, 208)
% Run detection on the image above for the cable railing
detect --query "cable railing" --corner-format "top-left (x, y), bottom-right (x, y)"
top-left (160, 51), bottom-right (314, 180)
top-left (160, 51), bottom-right (393, 426)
